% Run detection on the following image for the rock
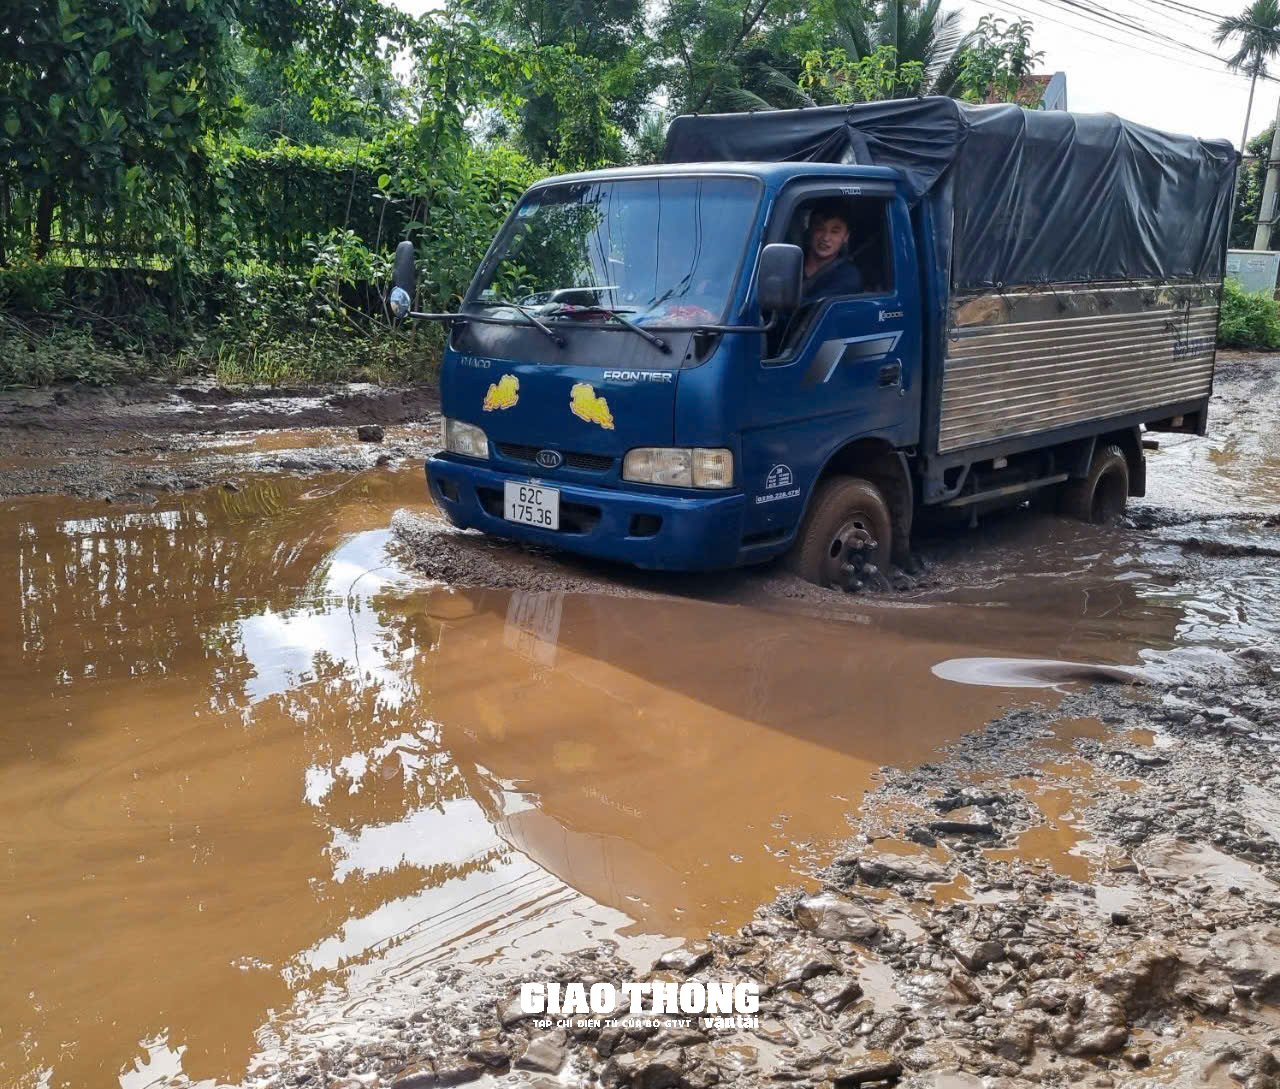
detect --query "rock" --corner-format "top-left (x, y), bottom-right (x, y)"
top-left (1175, 979), bottom-right (1233, 1014)
top-left (867, 1015), bottom-right (908, 1049)
top-left (605, 1049), bottom-right (684, 1089)
top-left (906, 826), bottom-right (939, 847)
top-left (1052, 990), bottom-right (1129, 1056)
top-left (929, 820), bottom-right (996, 836)
top-left (433, 1057), bottom-right (486, 1086)
top-left (1209, 926), bottom-right (1280, 997)
top-left (497, 994), bottom-right (533, 1028)
top-left (357, 424), bottom-right (385, 442)
top-left (1095, 943), bottom-right (1182, 1011)
top-left (766, 935), bottom-right (840, 988)
top-left (751, 1018), bottom-right (800, 1047)
top-left (515, 1030), bottom-right (567, 1075)
top-left (804, 974), bottom-right (864, 1012)
top-left (841, 853), bottom-right (948, 885)
top-left (223, 479), bottom-right (241, 492)
top-left (656, 940), bottom-right (713, 974)
top-left (376, 453), bottom-right (393, 466)
top-left (990, 1010), bottom-right (1047, 1062)
top-left (833, 1057), bottom-right (904, 1086)
top-left (794, 891), bottom-right (882, 941)
top-left (681, 1054), bottom-right (722, 1089)
top-left (465, 1037), bottom-right (511, 1067)
top-left (934, 788), bottom-right (1004, 811)
top-left (949, 935), bottom-right (1005, 972)
top-left (390, 1063), bottom-right (435, 1089)
top-left (595, 1025), bottom-right (626, 1058)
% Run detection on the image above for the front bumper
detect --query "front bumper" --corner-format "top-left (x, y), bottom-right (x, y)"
top-left (426, 454), bottom-right (747, 571)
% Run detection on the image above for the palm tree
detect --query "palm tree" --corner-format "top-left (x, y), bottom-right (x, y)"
top-left (1215, 0), bottom-right (1280, 152)
top-left (837, 0), bottom-right (973, 97)
top-left (716, 0), bottom-right (973, 111)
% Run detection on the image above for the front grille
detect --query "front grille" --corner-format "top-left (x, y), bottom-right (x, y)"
top-left (476, 487), bottom-right (601, 534)
top-left (496, 442), bottom-right (613, 472)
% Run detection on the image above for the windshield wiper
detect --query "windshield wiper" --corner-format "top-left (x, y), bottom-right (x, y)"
top-left (547, 305), bottom-right (670, 354)
top-left (473, 299), bottom-right (565, 348)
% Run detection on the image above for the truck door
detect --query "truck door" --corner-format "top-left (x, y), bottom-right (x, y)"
top-left (739, 185), bottom-right (921, 542)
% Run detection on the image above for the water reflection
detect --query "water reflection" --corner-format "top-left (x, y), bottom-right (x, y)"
top-left (0, 471), bottom-right (1216, 1089)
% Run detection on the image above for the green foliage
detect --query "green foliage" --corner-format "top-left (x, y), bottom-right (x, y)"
top-left (231, 42), bottom-right (409, 149)
top-left (953, 15), bottom-right (1045, 104)
top-left (469, 0), bottom-right (654, 163)
top-left (1232, 124), bottom-right (1272, 248)
top-left (799, 44), bottom-right (925, 103)
top-left (654, 0), bottom-right (975, 113)
top-left (0, 259), bottom-right (66, 310)
top-left (0, 321), bottom-right (142, 387)
top-left (1215, 0), bottom-right (1280, 80)
top-left (1218, 278), bottom-right (1280, 350)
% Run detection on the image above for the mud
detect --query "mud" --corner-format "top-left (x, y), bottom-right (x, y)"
top-left (0, 379), bottom-right (440, 501)
top-left (3, 354), bottom-right (1280, 1089)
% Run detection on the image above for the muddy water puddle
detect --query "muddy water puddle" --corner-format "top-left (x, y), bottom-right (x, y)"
top-left (0, 466), bottom-right (1259, 1088)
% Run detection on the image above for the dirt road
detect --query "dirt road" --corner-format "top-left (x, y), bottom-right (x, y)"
top-left (1, 354), bottom-right (1278, 1089)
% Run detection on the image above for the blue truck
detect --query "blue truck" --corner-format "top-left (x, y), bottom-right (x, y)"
top-left (391, 97), bottom-right (1236, 587)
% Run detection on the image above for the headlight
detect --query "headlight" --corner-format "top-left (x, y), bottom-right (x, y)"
top-left (623, 448), bottom-right (733, 489)
top-left (443, 418), bottom-right (489, 459)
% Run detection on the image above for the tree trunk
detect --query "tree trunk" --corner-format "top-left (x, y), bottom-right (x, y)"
top-left (1241, 68), bottom-right (1259, 154)
top-left (34, 183), bottom-right (56, 259)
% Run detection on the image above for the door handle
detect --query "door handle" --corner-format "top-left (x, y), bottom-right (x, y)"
top-left (878, 361), bottom-right (902, 388)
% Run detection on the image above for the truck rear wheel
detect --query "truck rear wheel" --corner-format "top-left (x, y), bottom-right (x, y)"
top-left (786, 476), bottom-right (893, 588)
top-left (1059, 443), bottom-right (1129, 524)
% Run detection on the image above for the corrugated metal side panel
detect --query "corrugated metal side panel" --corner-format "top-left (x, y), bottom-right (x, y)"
top-left (937, 282), bottom-right (1219, 454)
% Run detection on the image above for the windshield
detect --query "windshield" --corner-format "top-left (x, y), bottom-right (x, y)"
top-left (467, 176), bottom-right (761, 326)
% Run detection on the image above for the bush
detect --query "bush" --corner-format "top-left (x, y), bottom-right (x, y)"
top-left (1218, 278), bottom-right (1280, 351)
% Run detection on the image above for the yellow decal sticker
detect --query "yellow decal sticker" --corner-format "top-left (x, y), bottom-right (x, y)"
top-left (483, 374), bottom-right (519, 411)
top-left (569, 383), bottom-right (615, 430)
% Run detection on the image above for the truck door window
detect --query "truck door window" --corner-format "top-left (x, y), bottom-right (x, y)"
top-left (767, 196), bottom-right (893, 359)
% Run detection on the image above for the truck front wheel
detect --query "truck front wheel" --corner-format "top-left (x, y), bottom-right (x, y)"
top-left (786, 476), bottom-right (893, 588)
top-left (1059, 443), bottom-right (1129, 524)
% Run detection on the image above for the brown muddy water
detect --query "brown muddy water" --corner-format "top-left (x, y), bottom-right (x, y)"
top-left (0, 450), bottom-right (1272, 1089)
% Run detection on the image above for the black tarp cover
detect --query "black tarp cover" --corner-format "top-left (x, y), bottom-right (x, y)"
top-left (662, 97), bottom-right (1237, 292)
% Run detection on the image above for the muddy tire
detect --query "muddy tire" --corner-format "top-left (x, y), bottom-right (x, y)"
top-left (1059, 443), bottom-right (1129, 523)
top-left (786, 476), bottom-right (893, 588)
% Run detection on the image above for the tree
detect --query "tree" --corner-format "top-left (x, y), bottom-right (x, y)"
top-left (231, 42), bottom-right (409, 149)
top-left (798, 44), bottom-right (925, 103)
top-left (655, 0), bottom-right (972, 114)
top-left (1233, 123), bottom-right (1274, 246)
top-left (468, 0), bottom-right (655, 162)
top-left (831, 0), bottom-right (973, 97)
top-left (1215, 0), bottom-right (1280, 152)
top-left (952, 15), bottom-right (1045, 104)
top-left (0, 0), bottom-right (403, 258)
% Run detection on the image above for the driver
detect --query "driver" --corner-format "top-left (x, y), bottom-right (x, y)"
top-left (801, 199), bottom-right (863, 304)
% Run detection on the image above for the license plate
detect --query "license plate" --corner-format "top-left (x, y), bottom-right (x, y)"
top-left (503, 481), bottom-right (560, 530)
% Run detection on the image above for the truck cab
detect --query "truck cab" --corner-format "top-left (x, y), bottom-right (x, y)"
top-left (423, 161), bottom-right (924, 585)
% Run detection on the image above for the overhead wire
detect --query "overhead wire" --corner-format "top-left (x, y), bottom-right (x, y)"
top-left (982, 0), bottom-right (1273, 82)
top-left (982, 0), bottom-right (1280, 83)
top-left (1038, 0), bottom-right (1249, 67)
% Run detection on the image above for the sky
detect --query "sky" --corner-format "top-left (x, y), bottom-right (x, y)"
top-left (950, 0), bottom-right (1279, 148)
top-left (389, 0), bottom-right (1276, 151)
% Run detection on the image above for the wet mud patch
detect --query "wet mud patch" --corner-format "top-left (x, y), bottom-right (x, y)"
top-left (0, 380), bottom-right (440, 501)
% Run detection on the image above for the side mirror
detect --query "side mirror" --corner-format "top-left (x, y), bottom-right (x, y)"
top-left (757, 243), bottom-right (804, 312)
top-left (388, 240), bottom-right (416, 321)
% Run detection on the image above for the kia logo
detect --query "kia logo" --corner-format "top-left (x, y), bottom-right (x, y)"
top-left (535, 449), bottom-right (564, 469)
